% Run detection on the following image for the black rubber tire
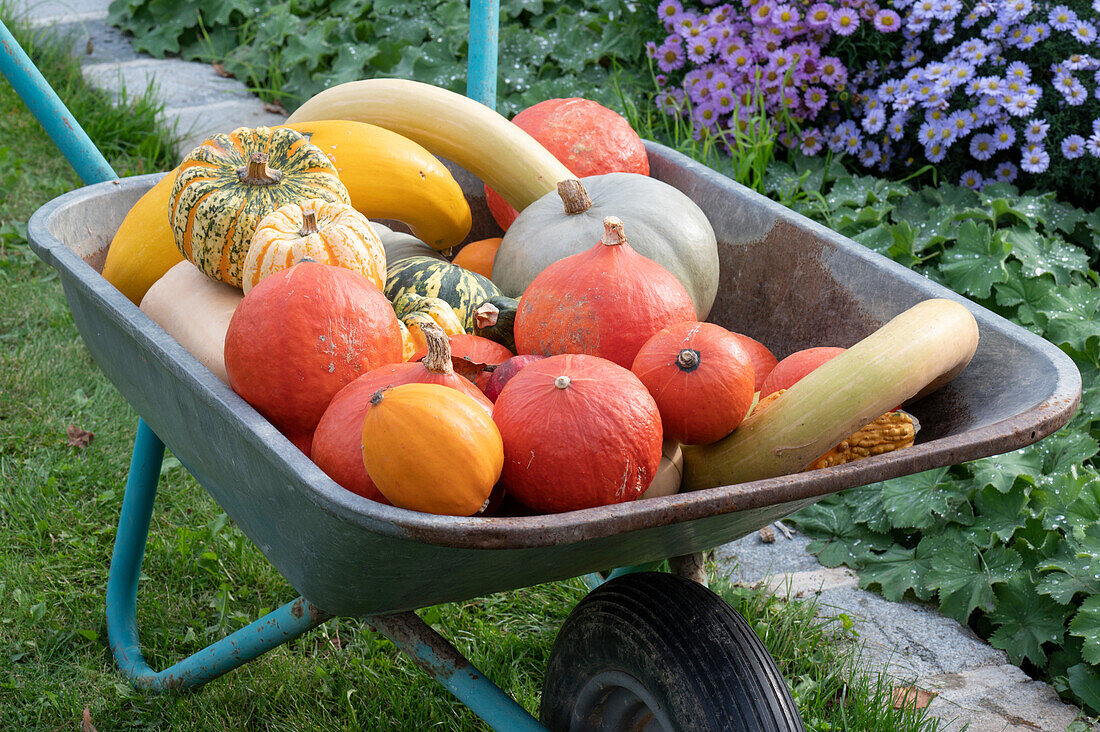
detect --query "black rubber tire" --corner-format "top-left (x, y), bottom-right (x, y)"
top-left (540, 572), bottom-right (805, 732)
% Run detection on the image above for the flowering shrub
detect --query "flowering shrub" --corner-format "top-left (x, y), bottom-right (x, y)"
top-left (649, 0), bottom-right (1100, 203)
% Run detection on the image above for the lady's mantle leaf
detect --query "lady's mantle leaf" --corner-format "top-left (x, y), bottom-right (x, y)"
top-left (859, 543), bottom-right (935, 602)
top-left (989, 575), bottom-right (1069, 665)
top-left (1069, 596), bottom-right (1100, 665)
top-left (925, 541), bottom-right (1021, 622)
top-left (879, 468), bottom-right (963, 529)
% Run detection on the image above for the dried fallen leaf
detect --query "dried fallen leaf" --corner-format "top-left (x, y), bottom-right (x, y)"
top-left (66, 425), bottom-right (94, 448)
top-left (86, 39), bottom-right (94, 55)
top-left (891, 685), bottom-right (934, 710)
top-left (263, 101), bottom-right (288, 116)
top-left (212, 62), bottom-right (233, 78)
top-left (450, 357), bottom-right (491, 383)
top-left (82, 706), bottom-right (99, 732)
top-left (758, 525), bottom-right (775, 543)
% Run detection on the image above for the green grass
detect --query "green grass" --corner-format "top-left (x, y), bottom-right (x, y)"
top-left (0, 11), bottom-right (944, 732)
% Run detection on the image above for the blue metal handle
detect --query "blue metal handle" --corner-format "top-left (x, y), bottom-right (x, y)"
top-left (0, 19), bottom-right (116, 185)
top-left (466, 0), bottom-right (500, 109)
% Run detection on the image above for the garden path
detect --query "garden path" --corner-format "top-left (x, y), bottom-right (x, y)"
top-left (7, 1), bottom-right (1094, 729)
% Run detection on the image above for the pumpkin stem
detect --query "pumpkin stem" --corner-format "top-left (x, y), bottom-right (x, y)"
top-left (475, 302), bottom-right (499, 329)
top-left (421, 322), bottom-right (454, 374)
top-left (299, 209), bottom-right (321, 237)
top-left (554, 375), bottom-right (571, 390)
top-left (557, 179), bottom-right (593, 216)
top-left (676, 348), bottom-right (701, 372)
top-left (600, 217), bottom-right (628, 247)
top-left (237, 152), bottom-right (284, 186)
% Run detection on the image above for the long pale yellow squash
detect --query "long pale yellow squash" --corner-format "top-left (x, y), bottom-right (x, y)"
top-left (287, 79), bottom-right (575, 212)
top-left (682, 299), bottom-right (979, 491)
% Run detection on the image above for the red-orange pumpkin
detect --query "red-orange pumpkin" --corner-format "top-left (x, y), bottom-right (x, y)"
top-left (484, 354), bottom-right (545, 402)
top-left (311, 323), bottom-right (491, 501)
top-left (760, 346), bottom-right (846, 398)
top-left (513, 217), bottom-right (695, 369)
top-left (486, 98), bottom-right (650, 231)
top-left (631, 322), bottom-right (756, 445)
top-left (729, 332), bottom-right (779, 392)
top-left (224, 261), bottom-right (403, 454)
top-left (493, 353), bottom-right (662, 513)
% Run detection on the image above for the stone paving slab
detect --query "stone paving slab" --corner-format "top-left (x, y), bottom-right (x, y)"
top-left (83, 58), bottom-right (257, 109)
top-left (716, 529), bottom-right (1092, 730)
top-left (14, 0), bottom-right (108, 26)
top-left (169, 100), bottom-right (289, 160)
top-left (52, 19), bottom-right (146, 66)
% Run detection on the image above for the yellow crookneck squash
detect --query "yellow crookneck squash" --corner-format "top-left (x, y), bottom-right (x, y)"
top-left (102, 120), bottom-right (471, 303)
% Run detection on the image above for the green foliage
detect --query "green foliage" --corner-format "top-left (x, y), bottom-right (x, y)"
top-left (774, 152), bottom-right (1100, 714)
top-left (105, 0), bottom-right (655, 116)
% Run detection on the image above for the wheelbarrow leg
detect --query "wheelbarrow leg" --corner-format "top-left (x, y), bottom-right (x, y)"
top-left (368, 612), bottom-right (547, 731)
top-left (105, 418), bottom-right (331, 691)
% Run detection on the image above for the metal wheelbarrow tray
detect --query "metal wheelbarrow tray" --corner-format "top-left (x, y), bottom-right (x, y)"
top-left (27, 142), bottom-right (1080, 619)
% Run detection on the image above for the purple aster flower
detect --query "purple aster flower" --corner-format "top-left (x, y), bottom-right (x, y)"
top-left (960, 170), bottom-right (984, 189)
top-left (982, 20), bottom-right (1009, 41)
top-left (831, 8), bottom-right (860, 36)
top-left (926, 142), bottom-right (948, 162)
top-left (819, 57), bottom-right (845, 86)
top-left (1094, 0), bottom-right (1100, 12)
top-left (995, 162), bottom-right (1018, 182)
top-left (803, 87), bottom-right (829, 113)
top-left (750, 1), bottom-right (775, 25)
top-left (1062, 134), bottom-right (1086, 159)
top-left (657, 88), bottom-right (686, 116)
top-left (1075, 21), bottom-right (1098, 43)
top-left (888, 110), bottom-right (910, 140)
top-left (863, 108), bottom-right (886, 133)
top-left (800, 128), bottom-right (824, 155)
top-left (1020, 146), bottom-right (1050, 174)
top-left (685, 37), bottom-right (713, 64)
top-left (1093, 119), bottom-right (1100, 136)
top-left (1065, 82), bottom-right (1089, 105)
top-left (1005, 62), bottom-right (1031, 83)
top-left (918, 120), bottom-right (941, 146)
top-left (1006, 94), bottom-right (1039, 117)
top-left (773, 4), bottom-right (801, 28)
top-left (656, 38), bottom-right (686, 72)
top-left (873, 9), bottom-right (902, 31)
top-left (806, 3), bottom-right (832, 28)
top-left (692, 101), bottom-right (721, 130)
top-left (934, 0), bottom-right (963, 21)
top-left (658, 0), bottom-right (684, 23)
top-left (993, 125), bottom-right (1017, 149)
top-left (859, 142), bottom-right (883, 167)
top-left (934, 23), bottom-right (956, 43)
top-left (1024, 119), bottom-right (1050, 142)
top-left (1087, 132), bottom-right (1100, 157)
top-left (714, 89), bottom-right (737, 114)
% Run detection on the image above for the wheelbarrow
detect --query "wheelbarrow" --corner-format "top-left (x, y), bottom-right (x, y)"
top-left (4, 5), bottom-right (1081, 730)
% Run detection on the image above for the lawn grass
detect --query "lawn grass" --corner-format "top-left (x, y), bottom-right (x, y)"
top-left (0, 11), bottom-right (943, 732)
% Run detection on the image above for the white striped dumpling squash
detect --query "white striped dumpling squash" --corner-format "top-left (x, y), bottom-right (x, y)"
top-left (243, 199), bottom-right (386, 294)
top-left (170, 126), bottom-right (350, 288)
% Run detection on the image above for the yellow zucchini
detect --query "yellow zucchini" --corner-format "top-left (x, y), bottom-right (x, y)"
top-left (682, 299), bottom-right (979, 490)
top-left (286, 79), bottom-right (576, 212)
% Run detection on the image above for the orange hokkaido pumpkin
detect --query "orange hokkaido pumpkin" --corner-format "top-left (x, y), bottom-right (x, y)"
top-left (760, 346), bottom-right (846, 398)
top-left (361, 383), bottom-right (503, 515)
top-left (485, 98), bottom-right (649, 231)
top-left (631, 322), bottom-right (755, 445)
top-left (243, 199), bottom-right (386, 293)
top-left (312, 323), bottom-right (493, 502)
top-left (224, 261), bottom-right (402, 454)
top-left (729, 332), bottom-right (779, 392)
top-left (513, 217), bottom-right (695, 368)
top-left (451, 237), bottom-right (501, 279)
top-left (493, 354), bottom-right (663, 513)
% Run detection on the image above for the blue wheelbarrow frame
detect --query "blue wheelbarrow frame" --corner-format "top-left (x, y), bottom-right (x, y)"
top-left (2, 3), bottom-right (1082, 729)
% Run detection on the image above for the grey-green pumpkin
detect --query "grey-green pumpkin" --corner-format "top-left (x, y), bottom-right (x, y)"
top-left (491, 174), bottom-right (719, 319)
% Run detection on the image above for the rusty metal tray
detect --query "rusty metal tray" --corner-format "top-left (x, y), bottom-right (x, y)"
top-left (27, 143), bottom-right (1080, 617)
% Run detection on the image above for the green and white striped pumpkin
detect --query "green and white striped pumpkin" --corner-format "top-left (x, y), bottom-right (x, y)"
top-left (170, 126), bottom-right (350, 288)
top-left (384, 256), bottom-right (518, 349)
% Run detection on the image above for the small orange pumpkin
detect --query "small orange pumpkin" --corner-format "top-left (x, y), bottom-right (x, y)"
top-left (243, 199), bottom-right (385, 293)
top-left (361, 383), bottom-right (503, 515)
top-left (452, 237), bottom-right (501, 279)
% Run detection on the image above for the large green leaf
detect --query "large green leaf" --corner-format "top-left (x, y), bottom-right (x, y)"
top-left (1036, 284), bottom-right (1100, 354)
top-left (1070, 596), bottom-right (1100, 665)
top-left (1037, 526), bottom-right (1100, 604)
top-left (967, 448), bottom-right (1043, 493)
top-left (878, 468), bottom-right (963, 530)
top-left (794, 502), bottom-right (893, 568)
top-left (989, 574), bottom-right (1069, 665)
top-left (924, 540), bottom-right (1021, 622)
top-left (973, 485), bottom-right (1028, 542)
top-left (859, 543), bottom-right (935, 602)
top-left (993, 261), bottom-right (1052, 329)
top-left (938, 221), bottom-right (1009, 298)
top-left (1006, 227), bottom-right (1092, 286)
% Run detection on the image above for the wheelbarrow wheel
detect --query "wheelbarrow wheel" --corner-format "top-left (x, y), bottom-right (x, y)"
top-left (540, 572), bottom-right (805, 732)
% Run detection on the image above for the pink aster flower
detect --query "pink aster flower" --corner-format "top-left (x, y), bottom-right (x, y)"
top-left (831, 7), bottom-right (860, 35)
top-left (873, 9), bottom-right (901, 31)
